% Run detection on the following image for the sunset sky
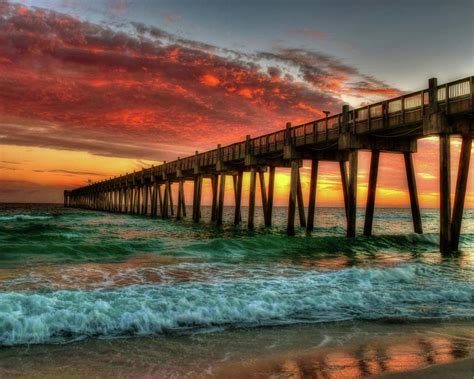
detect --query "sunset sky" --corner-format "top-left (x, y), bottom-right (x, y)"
top-left (0, 0), bottom-right (473, 207)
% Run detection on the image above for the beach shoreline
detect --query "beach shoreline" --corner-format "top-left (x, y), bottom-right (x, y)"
top-left (1, 320), bottom-right (473, 378)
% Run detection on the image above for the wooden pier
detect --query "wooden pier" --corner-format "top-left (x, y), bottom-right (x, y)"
top-left (65, 77), bottom-right (474, 253)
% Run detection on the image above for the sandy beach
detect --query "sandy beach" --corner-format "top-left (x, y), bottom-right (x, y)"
top-left (1, 321), bottom-right (472, 378)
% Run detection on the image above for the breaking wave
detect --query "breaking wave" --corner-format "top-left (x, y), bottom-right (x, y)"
top-left (1, 264), bottom-right (472, 346)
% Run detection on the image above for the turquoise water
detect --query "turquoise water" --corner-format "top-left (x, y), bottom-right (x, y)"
top-left (0, 204), bottom-right (473, 346)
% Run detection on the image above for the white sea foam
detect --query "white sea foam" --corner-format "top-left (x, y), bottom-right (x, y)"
top-left (0, 215), bottom-right (52, 221)
top-left (0, 264), bottom-right (472, 346)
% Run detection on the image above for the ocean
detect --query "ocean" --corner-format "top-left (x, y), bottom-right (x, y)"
top-left (0, 203), bottom-right (473, 377)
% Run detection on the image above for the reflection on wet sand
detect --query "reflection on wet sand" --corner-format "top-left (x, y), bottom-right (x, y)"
top-left (1, 321), bottom-right (472, 378)
top-left (215, 332), bottom-right (472, 378)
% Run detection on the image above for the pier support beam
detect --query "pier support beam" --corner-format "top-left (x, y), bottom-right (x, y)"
top-left (306, 160), bottom-right (318, 232)
top-left (143, 185), bottom-right (149, 215)
top-left (347, 150), bottom-right (358, 237)
top-left (193, 175), bottom-right (202, 222)
top-left (181, 182), bottom-right (186, 218)
top-left (217, 174), bottom-right (226, 225)
top-left (157, 184), bottom-right (163, 217)
top-left (296, 169), bottom-right (306, 228)
top-left (339, 161), bottom-right (349, 221)
top-left (234, 171), bottom-right (243, 225)
top-left (162, 182), bottom-right (170, 218)
top-left (168, 183), bottom-right (174, 216)
top-left (451, 136), bottom-right (472, 251)
top-left (177, 180), bottom-right (185, 220)
top-left (259, 171), bottom-right (269, 227)
top-left (248, 167), bottom-right (257, 229)
top-left (439, 134), bottom-right (451, 253)
top-left (287, 160), bottom-right (300, 235)
top-left (151, 183), bottom-right (157, 217)
top-left (404, 152), bottom-right (423, 234)
top-left (266, 166), bottom-right (275, 227)
top-left (211, 175), bottom-right (218, 222)
top-left (363, 151), bottom-right (380, 236)
top-left (232, 174), bottom-right (242, 224)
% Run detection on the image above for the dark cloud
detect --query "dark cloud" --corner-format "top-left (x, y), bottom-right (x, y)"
top-left (32, 169), bottom-right (106, 176)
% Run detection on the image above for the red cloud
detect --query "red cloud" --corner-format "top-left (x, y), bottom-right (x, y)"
top-left (0, 3), bottom-right (399, 161)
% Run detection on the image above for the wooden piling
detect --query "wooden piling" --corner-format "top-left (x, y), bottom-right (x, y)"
top-left (287, 160), bottom-right (299, 235)
top-left (267, 166), bottom-right (275, 227)
top-left (211, 175), bottom-right (218, 222)
top-left (439, 134), bottom-right (451, 253)
top-left (347, 151), bottom-right (358, 237)
top-left (306, 160), bottom-right (318, 232)
top-left (181, 181), bottom-right (187, 217)
top-left (451, 136), bottom-right (472, 251)
top-left (234, 171), bottom-right (243, 225)
top-left (193, 175), bottom-right (202, 222)
top-left (177, 180), bottom-right (183, 220)
top-left (192, 177), bottom-right (198, 221)
top-left (217, 174), bottom-right (226, 225)
top-left (162, 182), bottom-right (169, 218)
top-left (143, 185), bottom-right (149, 215)
top-left (296, 170), bottom-right (306, 228)
top-left (168, 183), bottom-right (174, 216)
top-left (259, 171), bottom-right (269, 226)
top-left (339, 161), bottom-right (349, 221)
top-left (157, 184), bottom-right (163, 217)
top-left (363, 150), bottom-right (380, 236)
top-left (232, 174), bottom-right (242, 223)
top-left (248, 168), bottom-right (257, 229)
top-left (404, 152), bottom-right (423, 234)
top-left (151, 183), bottom-right (157, 216)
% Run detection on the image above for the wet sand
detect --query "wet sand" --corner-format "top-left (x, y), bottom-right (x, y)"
top-left (1, 320), bottom-right (473, 378)
top-left (379, 357), bottom-right (474, 378)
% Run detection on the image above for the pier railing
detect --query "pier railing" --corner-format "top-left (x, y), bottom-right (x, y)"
top-left (82, 76), bottom-right (472, 187)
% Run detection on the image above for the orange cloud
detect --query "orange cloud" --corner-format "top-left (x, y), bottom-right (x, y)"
top-left (200, 74), bottom-right (220, 87)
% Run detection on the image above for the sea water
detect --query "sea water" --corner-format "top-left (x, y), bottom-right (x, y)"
top-left (0, 203), bottom-right (472, 349)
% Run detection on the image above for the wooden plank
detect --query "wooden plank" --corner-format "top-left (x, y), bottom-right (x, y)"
top-left (306, 160), bottom-right (318, 232)
top-left (451, 136), bottom-right (472, 251)
top-left (363, 151), bottom-right (380, 236)
top-left (404, 152), bottom-right (423, 234)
